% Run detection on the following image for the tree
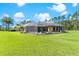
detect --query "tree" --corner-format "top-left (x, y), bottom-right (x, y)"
top-left (57, 16), bottom-right (61, 22)
top-left (0, 25), bottom-right (2, 30)
top-left (67, 14), bottom-right (71, 20)
top-left (2, 17), bottom-right (13, 31)
top-left (53, 17), bottom-right (58, 23)
top-left (70, 10), bottom-right (79, 30)
top-left (20, 20), bottom-right (27, 25)
top-left (49, 18), bottom-right (54, 22)
top-left (61, 15), bottom-right (65, 21)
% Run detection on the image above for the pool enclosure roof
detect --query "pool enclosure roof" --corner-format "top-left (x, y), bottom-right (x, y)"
top-left (23, 22), bottom-right (63, 27)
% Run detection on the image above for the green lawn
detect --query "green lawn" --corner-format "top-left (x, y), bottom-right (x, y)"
top-left (0, 31), bottom-right (79, 56)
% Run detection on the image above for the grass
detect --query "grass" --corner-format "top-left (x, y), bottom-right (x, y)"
top-left (0, 31), bottom-right (79, 56)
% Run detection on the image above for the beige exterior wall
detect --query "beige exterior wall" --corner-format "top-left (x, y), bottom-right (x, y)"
top-left (48, 26), bottom-right (53, 32)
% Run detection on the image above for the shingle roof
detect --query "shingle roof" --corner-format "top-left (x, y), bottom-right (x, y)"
top-left (23, 22), bottom-right (63, 27)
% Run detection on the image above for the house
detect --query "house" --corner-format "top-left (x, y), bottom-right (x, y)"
top-left (22, 22), bottom-right (64, 34)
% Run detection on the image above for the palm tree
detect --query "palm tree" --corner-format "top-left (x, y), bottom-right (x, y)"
top-left (2, 17), bottom-right (13, 31)
top-left (57, 16), bottom-right (61, 22)
top-left (71, 10), bottom-right (79, 30)
top-left (77, 10), bottom-right (79, 20)
top-left (61, 15), bottom-right (65, 21)
top-left (67, 14), bottom-right (71, 20)
top-left (53, 17), bottom-right (58, 23)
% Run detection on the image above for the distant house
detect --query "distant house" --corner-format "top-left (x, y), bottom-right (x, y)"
top-left (22, 22), bottom-right (64, 34)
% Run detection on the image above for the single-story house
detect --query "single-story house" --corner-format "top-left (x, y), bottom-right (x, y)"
top-left (22, 22), bottom-right (64, 34)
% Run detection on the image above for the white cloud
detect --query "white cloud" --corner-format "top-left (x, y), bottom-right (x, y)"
top-left (61, 11), bottom-right (67, 15)
top-left (14, 12), bottom-right (25, 18)
top-left (72, 3), bottom-right (78, 7)
top-left (0, 13), bottom-right (9, 19)
top-left (16, 1), bottom-right (26, 7)
top-left (35, 13), bottom-right (51, 21)
top-left (48, 3), bottom-right (67, 12)
top-left (14, 12), bottom-right (25, 23)
top-left (48, 3), bottom-right (68, 15)
top-left (3, 14), bottom-right (9, 17)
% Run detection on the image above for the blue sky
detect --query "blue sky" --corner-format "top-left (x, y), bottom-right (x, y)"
top-left (0, 3), bottom-right (79, 24)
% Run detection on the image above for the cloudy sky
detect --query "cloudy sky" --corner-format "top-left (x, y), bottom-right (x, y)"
top-left (0, 3), bottom-right (79, 24)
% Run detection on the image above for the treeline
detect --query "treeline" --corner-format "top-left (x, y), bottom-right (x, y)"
top-left (49, 10), bottom-right (79, 30)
